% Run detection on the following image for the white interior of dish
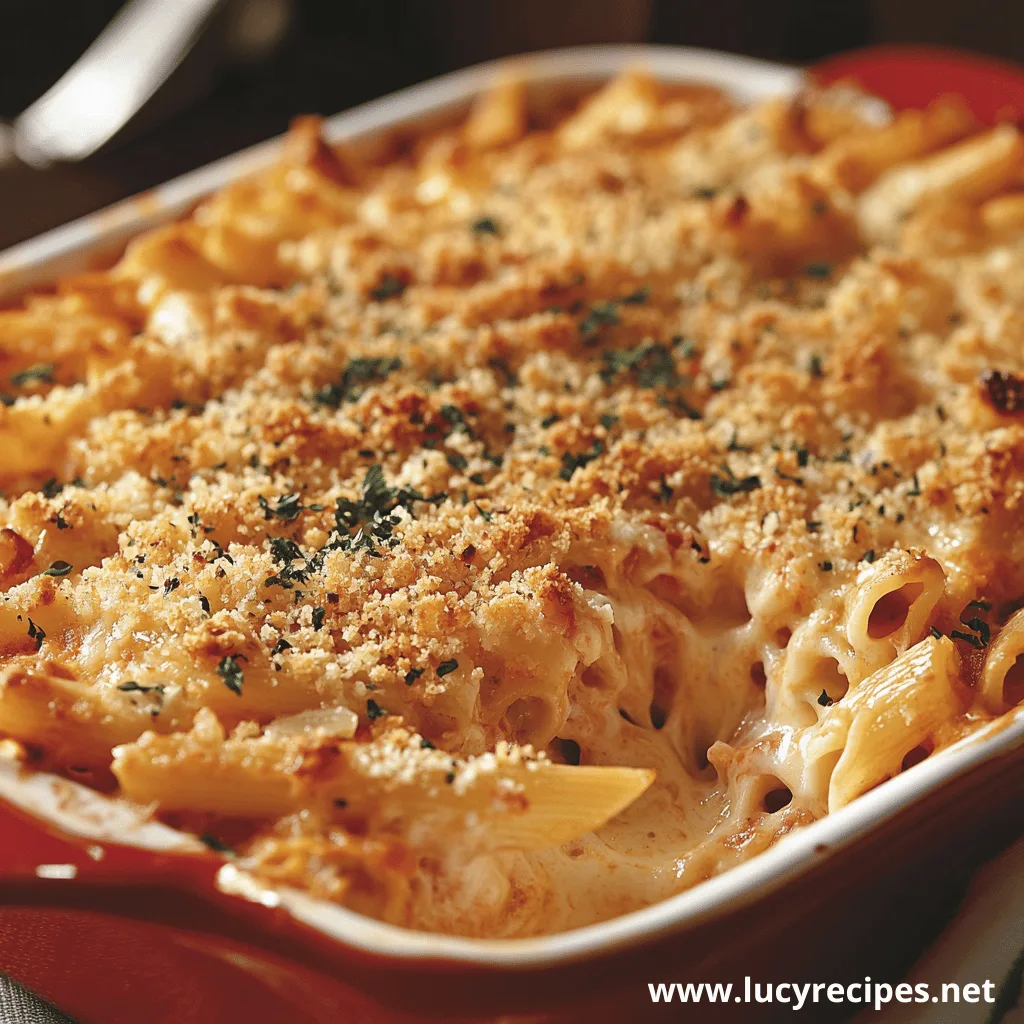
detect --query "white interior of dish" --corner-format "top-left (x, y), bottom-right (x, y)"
top-left (1, 44), bottom-right (1022, 968)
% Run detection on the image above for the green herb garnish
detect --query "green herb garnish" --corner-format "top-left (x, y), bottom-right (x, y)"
top-left (559, 439), bottom-right (604, 481)
top-left (710, 464), bottom-right (761, 499)
top-left (11, 364), bottom-right (55, 388)
top-left (471, 216), bottom-right (500, 235)
top-left (370, 273), bottom-right (407, 301)
top-left (313, 357), bottom-right (401, 408)
top-left (27, 617), bottom-right (46, 651)
top-left (216, 654), bottom-right (246, 695)
top-left (258, 493), bottom-right (304, 522)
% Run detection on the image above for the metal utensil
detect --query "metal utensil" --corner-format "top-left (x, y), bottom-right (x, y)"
top-left (9, 0), bottom-right (223, 167)
top-left (0, 0), bottom-right (296, 168)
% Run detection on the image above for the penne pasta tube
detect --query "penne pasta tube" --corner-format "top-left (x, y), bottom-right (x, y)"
top-left (0, 666), bottom-right (146, 766)
top-left (463, 77), bottom-right (528, 151)
top-left (980, 192), bottom-right (1024, 236)
top-left (980, 608), bottom-right (1024, 714)
top-left (844, 549), bottom-right (945, 680)
top-left (112, 713), bottom-right (654, 851)
top-left (859, 123), bottom-right (1024, 243)
top-left (803, 636), bottom-right (965, 813)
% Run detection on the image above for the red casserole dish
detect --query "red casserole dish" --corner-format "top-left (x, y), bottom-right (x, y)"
top-left (0, 44), bottom-right (1023, 1024)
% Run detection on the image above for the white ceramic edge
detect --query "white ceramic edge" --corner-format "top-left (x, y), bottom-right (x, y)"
top-left (0, 45), bottom-right (802, 298)
top-left (0, 43), bottom-right (1020, 971)
top-left (0, 750), bottom-right (203, 853)
top-left (224, 713), bottom-right (1024, 967)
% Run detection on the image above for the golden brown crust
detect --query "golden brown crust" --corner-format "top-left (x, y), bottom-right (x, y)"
top-left (1, 73), bottom-right (1024, 936)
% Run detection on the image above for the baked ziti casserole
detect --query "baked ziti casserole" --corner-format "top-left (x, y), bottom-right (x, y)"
top-left (1, 71), bottom-right (1024, 937)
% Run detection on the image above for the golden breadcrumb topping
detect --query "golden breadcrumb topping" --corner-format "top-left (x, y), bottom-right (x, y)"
top-left (1, 72), bottom-right (1024, 936)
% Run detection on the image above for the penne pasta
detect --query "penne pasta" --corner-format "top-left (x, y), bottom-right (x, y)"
top-left (113, 713), bottom-right (653, 851)
top-left (1, 70), bottom-right (1023, 938)
top-left (980, 608), bottom-right (1024, 713)
top-left (845, 549), bottom-right (945, 680)
top-left (463, 76), bottom-right (528, 151)
top-left (804, 636), bottom-right (965, 812)
top-left (859, 122), bottom-right (1024, 243)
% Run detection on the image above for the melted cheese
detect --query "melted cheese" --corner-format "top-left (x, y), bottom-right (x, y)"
top-left (1, 74), bottom-right (1023, 937)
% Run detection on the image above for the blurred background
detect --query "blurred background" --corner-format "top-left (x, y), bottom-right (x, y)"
top-left (1, 0), bottom-right (1024, 249)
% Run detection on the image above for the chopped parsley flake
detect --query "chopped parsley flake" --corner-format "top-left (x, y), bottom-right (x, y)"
top-left (117, 681), bottom-right (164, 695)
top-left (313, 357), bottom-right (401, 407)
top-left (320, 465), bottom-right (445, 563)
top-left (11, 364), bottom-right (55, 387)
top-left (27, 617), bottom-right (46, 651)
top-left (269, 537), bottom-right (303, 564)
top-left (437, 659), bottom-right (459, 677)
top-left (950, 629), bottom-right (985, 649)
top-left (216, 654), bottom-right (246, 695)
top-left (370, 273), bottom-right (407, 301)
top-left (42, 560), bottom-right (73, 577)
top-left (440, 404), bottom-right (473, 436)
top-left (579, 300), bottom-right (621, 338)
top-left (366, 698), bottom-right (387, 720)
top-left (471, 216), bottom-right (500, 235)
top-left (199, 834), bottom-right (234, 854)
top-left (621, 286), bottom-right (650, 305)
top-left (600, 343), bottom-right (684, 389)
top-left (558, 439), bottom-right (604, 480)
top-left (727, 429), bottom-right (751, 452)
top-left (258, 493), bottom-right (304, 522)
top-left (956, 605), bottom-right (991, 647)
top-left (710, 464), bottom-right (761, 499)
